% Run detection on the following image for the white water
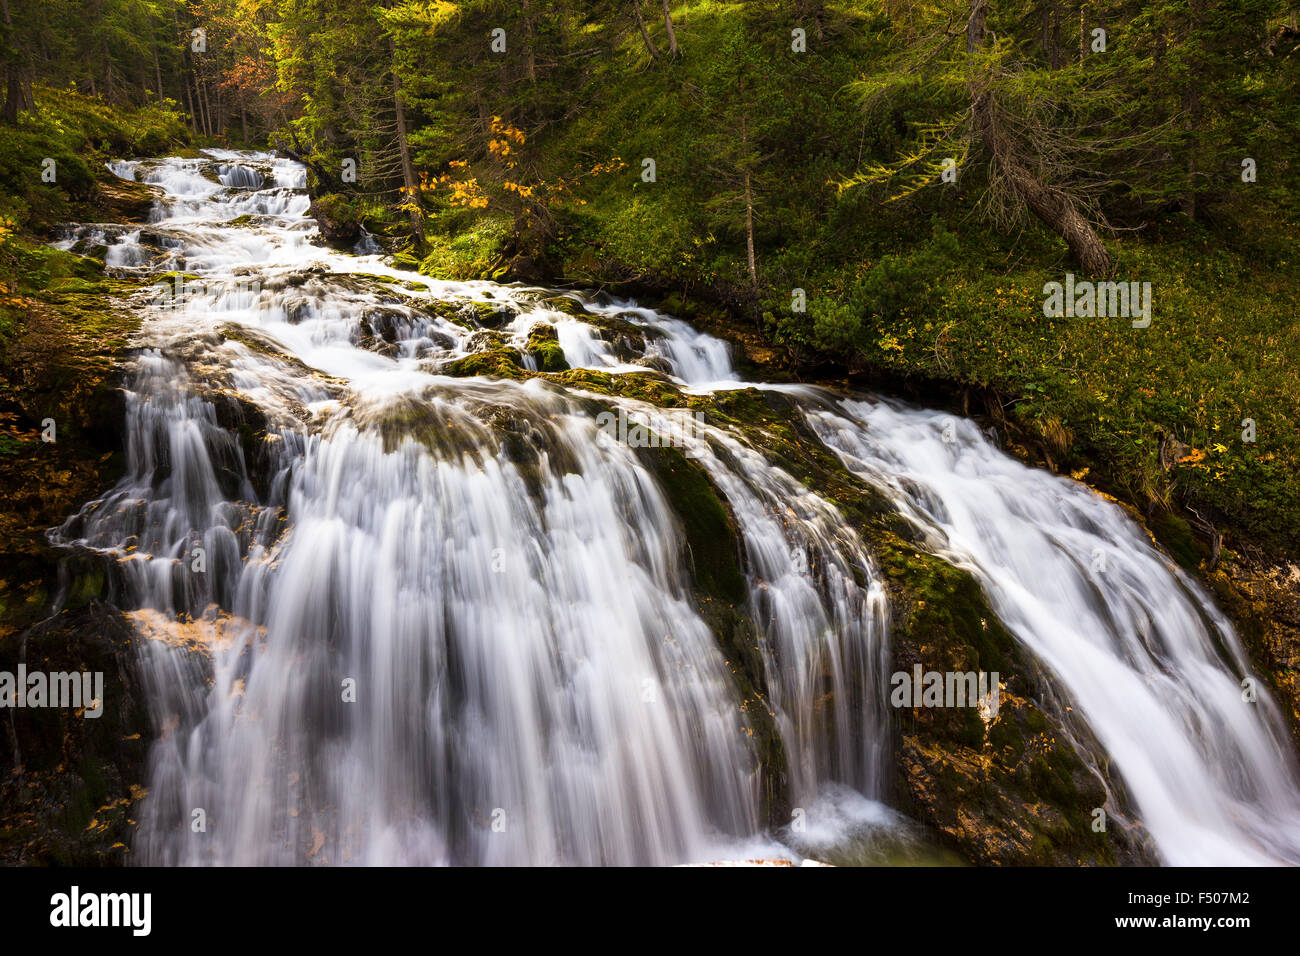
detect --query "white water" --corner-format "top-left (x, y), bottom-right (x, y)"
top-left (51, 150), bottom-right (1300, 865)
top-left (799, 397), bottom-right (1300, 865)
top-left (54, 152), bottom-right (901, 865)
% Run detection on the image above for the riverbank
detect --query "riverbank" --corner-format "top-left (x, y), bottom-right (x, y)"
top-left (0, 90), bottom-right (189, 863)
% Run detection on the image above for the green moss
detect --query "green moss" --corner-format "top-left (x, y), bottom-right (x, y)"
top-left (417, 216), bottom-right (511, 280)
top-left (556, 368), bottom-right (689, 408)
top-left (64, 566), bottom-right (106, 609)
top-left (540, 295), bottom-right (591, 317)
top-left (441, 347), bottom-right (526, 380)
top-left (644, 445), bottom-right (747, 605)
top-left (43, 277), bottom-right (98, 294)
top-left (1149, 511), bottom-right (1205, 571)
top-left (525, 324), bottom-right (570, 373)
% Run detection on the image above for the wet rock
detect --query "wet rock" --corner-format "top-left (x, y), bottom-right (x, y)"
top-left (307, 194), bottom-right (360, 246)
top-left (539, 295), bottom-right (592, 318)
top-left (441, 347), bottom-right (526, 380)
top-left (423, 330), bottom-right (458, 352)
top-left (358, 307), bottom-right (409, 354)
top-left (1208, 548), bottom-right (1300, 746)
top-left (524, 324), bottom-right (569, 373)
top-left (96, 176), bottom-right (158, 223)
top-left (465, 330), bottom-right (507, 353)
top-left (880, 543), bottom-right (1155, 865)
top-left (0, 603), bottom-right (150, 865)
top-left (473, 304), bottom-right (518, 329)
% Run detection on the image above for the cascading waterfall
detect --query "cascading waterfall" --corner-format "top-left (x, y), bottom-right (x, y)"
top-left (53, 151), bottom-right (897, 865)
top-left (50, 150), bottom-right (1300, 865)
top-left (796, 396), bottom-right (1300, 865)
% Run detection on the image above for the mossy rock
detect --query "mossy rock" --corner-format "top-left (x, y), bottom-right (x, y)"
top-left (877, 533), bottom-right (1153, 865)
top-left (640, 442), bottom-right (788, 823)
top-left (540, 295), bottom-right (592, 318)
top-left (1149, 510), bottom-right (1206, 571)
top-left (441, 347), bottom-right (527, 380)
top-left (525, 325), bottom-right (570, 373)
top-left (556, 368), bottom-right (687, 408)
top-left (310, 193), bottom-right (362, 245)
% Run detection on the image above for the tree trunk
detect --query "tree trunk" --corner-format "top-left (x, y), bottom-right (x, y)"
top-left (1179, 0), bottom-right (1205, 221)
top-left (523, 0), bottom-right (536, 81)
top-left (2, 60), bottom-right (19, 125)
top-left (744, 168), bottom-right (757, 291)
top-left (632, 2), bottom-right (660, 59)
top-left (380, 0), bottom-right (423, 239)
top-left (392, 74), bottom-right (423, 240)
top-left (198, 76), bottom-right (212, 136)
top-left (968, 0), bottom-right (987, 57)
top-left (103, 39), bottom-right (114, 101)
top-left (153, 44), bottom-right (164, 103)
top-left (739, 106), bottom-right (758, 292)
top-left (968, 0), bottom-right (1111, 274)
top-left (183, 77), bottom-right (196, 132)
top-left (173, 6), bottom-right (195, 130)
top-left (1041, 0), bottom-right (1061, 69)
top-left (1078, 3), bottom-right (1087, 63)
top-left (1180, 85), bottom-right (1200, 220)
top-left (1, 0), bottom-right (18, 123)
top-left (661, 0), bottom-right (679, 57)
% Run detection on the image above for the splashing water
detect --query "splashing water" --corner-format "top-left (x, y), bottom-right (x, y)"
top-left (51, 150), bottom-right (1300, 865)
top-left (798, 394), bottom-right (1300, 865)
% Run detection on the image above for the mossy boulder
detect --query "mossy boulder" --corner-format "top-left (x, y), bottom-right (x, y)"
top-left (309, 193), bottom-right (362, 246)
top-left (539, 295), bottom-right (592, 318)
top-left (640, 442), bottom-right (788, 824)
top-left (876, 536), bottom-right (1153, 865)
top-left (441, 347), bottom-right (527, 380)
top-left (95, 175), bottom-right (158, 223)
top-left (525, 324), bottom-right (569, 373)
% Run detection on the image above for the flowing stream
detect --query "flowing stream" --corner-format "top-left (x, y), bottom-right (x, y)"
top-left (49, 150), bottom-right (1300, 865)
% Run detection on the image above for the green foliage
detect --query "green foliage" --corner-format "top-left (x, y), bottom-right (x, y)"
top-left (418, 216), bottom-right (511, 279)
top-left (0, 86), bottom-right (187, 230)
top-left (770, 220), bottom-right (959, 353)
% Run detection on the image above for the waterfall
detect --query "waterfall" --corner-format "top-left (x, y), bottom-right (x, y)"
top-left (796, 396), bottom-right (1300, 865)
top-left (50, 150), bottom-right (1300, 865)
